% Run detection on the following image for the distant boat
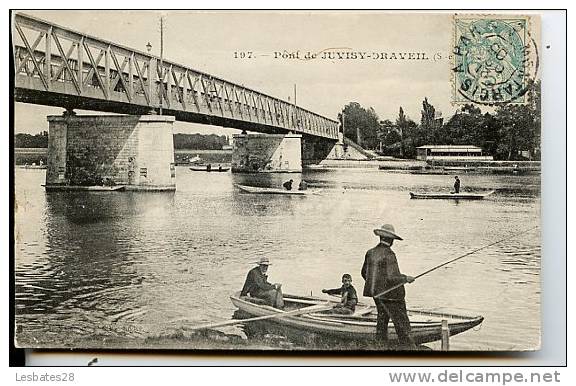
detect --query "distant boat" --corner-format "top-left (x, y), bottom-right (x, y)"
top-left (189, 165), bottom-right (230, 172)
top-left (409, 190), bottom-right (495, 200)
top-left (235, 184), bottom-right (310, 195)
top-left (18, 164), bottom-right (47, 169)
top-left (175, 155), bottom-right (202, 166)
top-left (443, 166), bottom-right (476, 172)
top-left (409, 169), bottom-right (449, 175)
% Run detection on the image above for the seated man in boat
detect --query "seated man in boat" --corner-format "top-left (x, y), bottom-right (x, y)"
top-left (283, 179), bottom-right (294, 191)
top-left (298, 180), bottom-right (308, 191)
top-left (240, 257), bottom-right (284, 309)
top-left (453, 176), bottom-right (460, 193)
top-left (321, 273), bottom-right (358, 315)
top-left (362, 224), bottom-right (416, 349)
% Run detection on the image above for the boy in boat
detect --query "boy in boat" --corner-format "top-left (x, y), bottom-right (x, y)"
top-left (321, 273), bottom-right (358, 315)
top-left (362, 224), bottom-right (416, 349)
top-left (453, 176), bottom-right (460, 193)
top-left (283, 179), bottom-right (294, 191)
top-left (240, 257), bottom-right (284, 309)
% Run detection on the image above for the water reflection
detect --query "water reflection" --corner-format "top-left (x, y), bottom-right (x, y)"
top-left (15, 168), bottom-right (541, 350)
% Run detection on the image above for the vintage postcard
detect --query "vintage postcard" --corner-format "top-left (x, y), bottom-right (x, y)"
top-left (13, 10), bottom-right (542, 352)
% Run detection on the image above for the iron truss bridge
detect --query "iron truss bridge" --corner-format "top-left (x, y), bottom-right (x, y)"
top-left (12, 13), bottom-right (339, 140)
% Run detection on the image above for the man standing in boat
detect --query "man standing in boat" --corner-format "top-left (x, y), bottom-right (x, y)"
top-left (240, 257), bottom-right (284, 309)
top-left (453, 176), bottom-right (461, 193)
top-left (361, 224), bottom-right (415, 349)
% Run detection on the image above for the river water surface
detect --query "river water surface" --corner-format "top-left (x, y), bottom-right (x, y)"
top-left (14, 167), bottom-right (541, 351)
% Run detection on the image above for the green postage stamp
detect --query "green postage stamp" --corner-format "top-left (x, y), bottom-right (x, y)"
top-left (452, 15), bottom-right (538, 105)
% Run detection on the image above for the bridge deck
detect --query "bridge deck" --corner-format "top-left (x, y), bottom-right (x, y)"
top-left (12, 13), bottom-right (339, 139)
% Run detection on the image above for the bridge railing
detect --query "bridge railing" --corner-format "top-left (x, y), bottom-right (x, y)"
top-left (12, 13), bottom-right (339, 140)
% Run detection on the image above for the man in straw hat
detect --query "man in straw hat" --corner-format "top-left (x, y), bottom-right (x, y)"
top-left (240, 257), bottom-right (284, 309)
top-left (361, 224), bottom-right (415, 349)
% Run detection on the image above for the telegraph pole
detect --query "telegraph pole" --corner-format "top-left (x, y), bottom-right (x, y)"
top-left (293, 84), bottom-right (297, 128)
top-left (159, 16), bottom-right (164, 115)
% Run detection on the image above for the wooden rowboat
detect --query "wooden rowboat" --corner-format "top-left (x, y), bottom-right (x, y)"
top-left (230, 292), bottom-right (483, 348)
top-left (189, 165), bottom-right (230, 172)
top-left (409, 190), bottom-right (494, 200)
top-left (235, 184), bottom-right (309, 195)
top-left (42, 184), bottom-right (126, 192)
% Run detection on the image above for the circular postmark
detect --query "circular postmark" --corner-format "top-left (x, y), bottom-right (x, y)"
top-left (453, 17), bottom-right (537, 105)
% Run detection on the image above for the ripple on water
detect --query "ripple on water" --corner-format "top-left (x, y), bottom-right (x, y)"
top-left (14, 169), bottom-right (541, 350)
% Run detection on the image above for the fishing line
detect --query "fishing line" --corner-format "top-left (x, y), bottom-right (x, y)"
top-left (373, 225), bottom-right (540, 298)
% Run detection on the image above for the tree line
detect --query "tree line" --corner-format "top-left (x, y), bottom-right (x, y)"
top-left (14, 131), bottom-right (48, 148)
top-left (15, 132), bottom-right (231, 151)
top-left (173, 133), bottom-right (230, 150)
top-left (340, 81), bottom-right (541, 161)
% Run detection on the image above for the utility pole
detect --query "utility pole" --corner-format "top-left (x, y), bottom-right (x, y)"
top-left (293, 84), bottom-right (297, 128)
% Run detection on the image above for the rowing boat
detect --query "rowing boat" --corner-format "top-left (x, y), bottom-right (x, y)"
top-left (409, 190), bottom-right (494, 200)
top-left (235, 184), bottom-right (309, 195)
top-left (189, 165), bottom-right (230, 172)
top-left (230, 292), bottom-right (483, 348)
top-left (43, 184), bottom-right (126, 192)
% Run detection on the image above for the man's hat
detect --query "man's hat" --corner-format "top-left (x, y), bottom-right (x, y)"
top-left (373, 224), bottom-right (403, 240)
top-left (253, 256), bottom-right (271, 265)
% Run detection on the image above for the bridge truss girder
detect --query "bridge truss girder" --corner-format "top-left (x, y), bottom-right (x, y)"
top-left (12, 13), bottom-right (339, 140)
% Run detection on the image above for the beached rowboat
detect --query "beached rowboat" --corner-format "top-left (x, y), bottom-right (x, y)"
top-left (409, 190), bottom-right (494, 200)
top-left (230, 292), bottom-right (483, 347)
top-left (235, 184), bottom-right (309, 195)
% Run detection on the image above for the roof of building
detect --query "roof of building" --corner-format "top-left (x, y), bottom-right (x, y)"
top-left (417, 145), bottom-right (482, 150)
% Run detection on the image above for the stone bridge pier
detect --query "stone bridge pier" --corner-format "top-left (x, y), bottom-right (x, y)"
top-left (231, 133), bottom-right (303, 172)
top-left (46, 114), bottom-right (176, 191)
top-left (231, 132), bottom-right (344, 172)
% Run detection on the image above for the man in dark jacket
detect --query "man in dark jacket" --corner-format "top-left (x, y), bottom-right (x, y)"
top-left (361, 224), bottom-right (415, 348)
top-left (322, 273), bottom-right (358, 314)
top-left (240, 257), bottom-right (284, 308)
top-left (453, 176), bottom-right (461, 193)
top-left (283, 179), bottom-right (293, 191)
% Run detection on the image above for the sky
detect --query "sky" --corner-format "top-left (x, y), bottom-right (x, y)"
top-left (12, 11), bottom-right (532, 135)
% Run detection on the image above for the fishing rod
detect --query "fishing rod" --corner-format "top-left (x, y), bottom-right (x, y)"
top-left (373, 225), bottom-right (540, 299)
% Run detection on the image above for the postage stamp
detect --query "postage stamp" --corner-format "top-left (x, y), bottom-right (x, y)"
top-left (452, 16), bottom-right (535, 105)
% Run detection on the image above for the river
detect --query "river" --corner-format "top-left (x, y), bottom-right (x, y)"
top-left (14, 167), bottom-right (541, 351)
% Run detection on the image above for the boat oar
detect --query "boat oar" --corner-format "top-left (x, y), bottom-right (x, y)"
top-left (371, 225), bottom-right (539, 300)
top-left (184, 302), bottom-right (334, 332)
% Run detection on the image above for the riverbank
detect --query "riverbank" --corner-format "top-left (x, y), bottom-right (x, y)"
top-left (311, 158), bottom-right (540, 174)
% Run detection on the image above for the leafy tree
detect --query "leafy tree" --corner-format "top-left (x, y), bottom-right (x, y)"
top-left (493, 80), bottom-right (541, 160)
top-left (14, 131), bottom-right (48, 148)
top-left (341, 102), bottom-right (380, 149)
top-left (443, 104), bottom-right (484, 145)
top-left (173, 133), bottom-right (229, 150)
top-left (419, 98), bottom-right (437, 145)
top-left (394, 107), bottom-right (418, 158)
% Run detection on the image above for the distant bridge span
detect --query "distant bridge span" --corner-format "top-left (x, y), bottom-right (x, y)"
top-left (12, 13), bottom-right (339, 140)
